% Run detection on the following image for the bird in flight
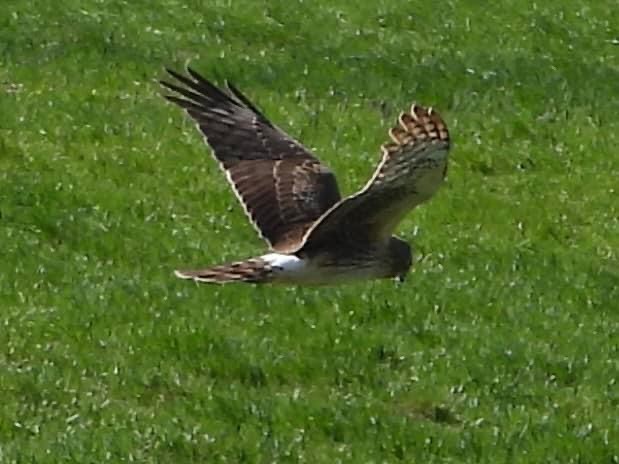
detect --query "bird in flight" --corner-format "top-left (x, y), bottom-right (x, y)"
top-left (160, 67), bottom-right (451, 285)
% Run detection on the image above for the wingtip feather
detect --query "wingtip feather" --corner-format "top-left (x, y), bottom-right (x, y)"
top-left (186, 66), bottom-right (201, 81)
top-left (165, 67), bottom-right (186, 82)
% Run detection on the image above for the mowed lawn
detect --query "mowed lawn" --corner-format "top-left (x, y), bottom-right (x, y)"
top-left (1, 0), bottom-right (617, 462)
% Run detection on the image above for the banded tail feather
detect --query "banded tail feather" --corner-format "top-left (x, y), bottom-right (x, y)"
top-left (174, 258), bottom-right (274, 284)
top-left (173, 253), bottom-right (308, 284)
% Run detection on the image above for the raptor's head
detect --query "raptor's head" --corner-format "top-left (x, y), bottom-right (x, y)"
top-left (387, 237), bottom-right (413, 282)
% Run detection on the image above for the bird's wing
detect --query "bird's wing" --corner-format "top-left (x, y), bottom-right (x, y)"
top-left (298, 104), bottom-right (450, 251)
top-left (160, 67), bottom-right (341, 252)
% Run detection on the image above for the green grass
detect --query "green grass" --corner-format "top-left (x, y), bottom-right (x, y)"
top-left (1, 0), bottom-right (618, 462)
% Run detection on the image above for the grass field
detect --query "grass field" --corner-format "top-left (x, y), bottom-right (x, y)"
top-left (1, 0), bottom-right (618, 462)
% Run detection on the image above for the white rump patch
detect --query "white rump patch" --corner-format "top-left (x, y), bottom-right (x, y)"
top-left (260, 253), bottom-right (306, 273)
top-left (259, 252), bottom-right (381, 285)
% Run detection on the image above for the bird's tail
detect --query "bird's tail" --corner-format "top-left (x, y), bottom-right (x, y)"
top-left (174, 258), bottom-right (273, 284)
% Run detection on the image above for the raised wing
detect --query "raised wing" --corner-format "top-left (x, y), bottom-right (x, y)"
top-left (298, 104), bottom-right (450, 251)
top-left (160, 67), bottom-right (341, 252)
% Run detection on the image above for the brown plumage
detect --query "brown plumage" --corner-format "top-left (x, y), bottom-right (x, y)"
top-left (174, 258), bottom-right (274, 284)
top-left (299, 105), bottom-right (450, 251)
top-left (160, 67), bottom-right (452, 285)
top-left (161, 68), bottom-right (340, 253)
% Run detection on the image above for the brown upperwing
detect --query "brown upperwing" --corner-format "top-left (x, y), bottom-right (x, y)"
top-left (160, 68), bottom-right (341, 252)
top-left (297, 104), bottom-right (450, 252)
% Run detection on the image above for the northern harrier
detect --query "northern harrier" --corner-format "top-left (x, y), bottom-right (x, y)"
top-left (160, 67), bottom-right (451, 285)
